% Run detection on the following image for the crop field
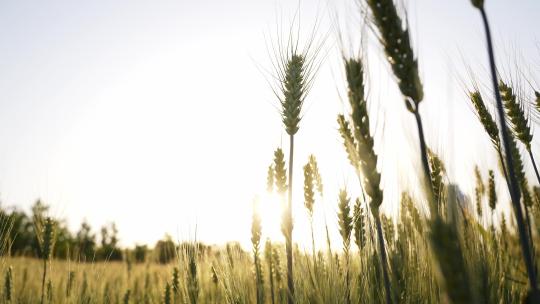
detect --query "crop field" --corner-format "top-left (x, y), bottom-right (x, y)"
top-left (1, 0), bottom-right (540, 303)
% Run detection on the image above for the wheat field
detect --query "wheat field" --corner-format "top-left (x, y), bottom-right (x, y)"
top-left (1, 0), bottom-right (540, 303)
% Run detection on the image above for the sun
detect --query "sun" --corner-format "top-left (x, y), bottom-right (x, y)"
top-left (255, 192), bottom-right (286, 243)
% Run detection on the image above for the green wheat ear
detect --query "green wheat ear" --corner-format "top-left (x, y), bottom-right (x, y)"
top-left (365, 0), bottom-right (423, 107)
top-left (471, 0), bottom-right (484, 8)
top-left (42, 218), bottom-right (55, 260)
top-left (474, 166), bottom-right (485, 218)
top-left (267, 164), bottom-right (274, 192)
top-left (303, 162), bottom-right (315, 216)
top-left (163, 282), bottom-right (171, 304)
top-left (337, 114), bottom-right (359, 168)
top-left (427, 148), bottom-right (446, 207)
top-left (342, 58), bottom-right (383, 211)
top-left (469, 91), bottom-right (500, 147)
top-left (4, 266), bottom-right (12, 303)
top-left (488, 170), bottom-right (497, 211)
top-left (172, 267), bottom-right (180, 295)
top-left (337, 189), bottom-right (353, 248)
top-left (353, 198), bottom-right (367, 251)
top-left (309, 155), bottom-right (323, 196)
top-left (280, 54), bottom-right (305, 135)
top-left (508, 134), bottom-right (533, 207)
top-left (500, 81), bottom-right (533, 149)
top-left (273, 148), bottom-right (287, 194)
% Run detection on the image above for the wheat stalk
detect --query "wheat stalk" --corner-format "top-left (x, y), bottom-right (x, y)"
top-left (338, 56), bottom-right (392, 304)
top-left (337, 189), bottom-right (353, 304)
top-left (265, 239), bottom-right (276, 304)
top-left (364, 0), bottom-right (435, 215)
top-left (39, 217), bottom-right (55, 304)
top-left (251, 199), bottom-right (264, 304)
top-left (303, 159), bottom-right (317, 266)
top-left (470, 1), bottom-right (539, 297)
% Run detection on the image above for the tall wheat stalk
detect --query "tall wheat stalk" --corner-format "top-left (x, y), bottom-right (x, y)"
top-left (37, 217), bottom-right (55, 304)
top-left (251, 199), bottom-right (264, 304)
top-left (364, 0), bottom-right (435, 214)
top-left (272, 32), bottom-right (319, 301)
top-left (337, 189), bottom-right (353, 304)
top-left (470, 1), bottom-right (539, 298)
top-left (337, 57), bottom-right (393, 304)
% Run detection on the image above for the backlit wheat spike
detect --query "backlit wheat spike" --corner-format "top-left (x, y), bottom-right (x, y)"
top-left (337, 189), bottom-right (353, 250)
top-left (474, 166), bottom-right (485, 219)
top-left (343, 58), bottom-right (383, 211)
top-left (267, 164), bottom-right (275, 193)
top-left (303, 159), bottom-right (317, 264)
top-left (273, 148), bottom-right (291, 239)
top-left (364, 0), bottom-right (434, 215)
top-left (272, 146), bottom-right (293, 302)
top-left (280, 54), bottom-right (305, 136)
top-left (508, 135), bottom-right (533, 208)
top-left (337, 115), bottom-right (359, 168)
top-left (500, 81), bottom-right (532, 148)
top-left (427, 149), bottom-right (446, 208)
top-left (337, 188), bottom-right (353, 304)
top-left (303, 162), bottom-right (315, 217)
top-left (469, 91), bottom-right (500, 147)
top-left (341, 56), bottom-right (392, 304)
top-left (353, 198), bottom-right (367, 251)
top-left (488, 170), bottom-right (497, 212)
top-left (500, 81), bottom-right (540, 185)
top-left (273, 149), bottom-right (287, 194)
top-left (309, 155), bottom-right (323, 196)
top-left (365, 0), bottom-right (423, 105)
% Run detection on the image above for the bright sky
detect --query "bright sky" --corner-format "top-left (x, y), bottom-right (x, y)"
top-left (0, 0), bottom-right (538, 249)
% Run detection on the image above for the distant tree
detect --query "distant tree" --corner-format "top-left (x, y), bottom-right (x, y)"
top-left (155, 235), bottom-right (176, 264)
top-left (133, 245), bottom-right (147, 263)
top-left (2, 208), bottom-right (35, 256)
top-left (54, 220), bottom-right (75, 259)
top-left (97, 222), bottom-right (122, 261)
top-left (76, 220), bottom-right (96, 262)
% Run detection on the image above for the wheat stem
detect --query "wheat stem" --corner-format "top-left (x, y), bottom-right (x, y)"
top-left (528, 150), bottom-right (540, 186)
top-left (475, 4), bottom-right (538, 294)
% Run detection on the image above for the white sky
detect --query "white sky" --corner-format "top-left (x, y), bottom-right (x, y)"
top-left (0, 0), bottom-right (538, 249)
